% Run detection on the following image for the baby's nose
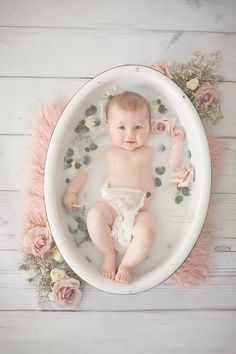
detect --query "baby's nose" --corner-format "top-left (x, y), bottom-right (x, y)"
top-left (126, 128), bottom-right (135, 137)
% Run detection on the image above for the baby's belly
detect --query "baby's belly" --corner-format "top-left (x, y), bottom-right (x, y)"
top-left (105, 173), bottom-right (155, 209)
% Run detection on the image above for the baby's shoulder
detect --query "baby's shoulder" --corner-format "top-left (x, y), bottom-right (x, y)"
top-left (143, 145), bottom-right (155, 158)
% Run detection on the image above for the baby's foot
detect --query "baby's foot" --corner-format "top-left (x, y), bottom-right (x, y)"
top-left (115, 265), bottom-right (132, 284)
top-left (100, 254), bottom-right (116, 280)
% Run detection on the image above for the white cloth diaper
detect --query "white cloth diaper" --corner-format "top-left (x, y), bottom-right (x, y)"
top-left (100, 183), bottom-right (146, 254)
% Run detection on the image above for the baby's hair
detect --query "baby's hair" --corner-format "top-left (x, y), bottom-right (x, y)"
top-left (105, 91), bottom-right (150, 121)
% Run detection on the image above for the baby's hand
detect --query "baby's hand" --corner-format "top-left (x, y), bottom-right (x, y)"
top-left (62, 191), bottom-right (78, 209)
top-left (171, 128), bottom-right (184, 141)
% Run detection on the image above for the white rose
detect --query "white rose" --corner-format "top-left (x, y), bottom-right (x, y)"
top-left (186, 78), bottom-right (199, 91)
top-left (52, 249), bottom-right (64, 263)
top-left (50, 268), bottom-right (66, 282)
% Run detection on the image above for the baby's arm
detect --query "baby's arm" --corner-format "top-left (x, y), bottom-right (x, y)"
top-left (62, 147), bottom-right (107, 209)
top-left (62, 170), bottom-right (88, 209)
top-left (168, 128), bottom-right (184, 170)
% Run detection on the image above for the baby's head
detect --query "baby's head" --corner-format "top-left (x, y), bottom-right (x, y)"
top-left (105, 91), bottom-right (150, 151)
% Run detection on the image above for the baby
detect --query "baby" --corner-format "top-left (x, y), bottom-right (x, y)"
top-left (63, 92), bottom-right (156, 284)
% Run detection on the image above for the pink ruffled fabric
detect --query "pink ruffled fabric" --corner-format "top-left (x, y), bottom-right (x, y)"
top-left (18, 100), bottom-right (226, 287)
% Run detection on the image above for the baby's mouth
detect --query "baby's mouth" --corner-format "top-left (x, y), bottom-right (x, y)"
top-left (125, 141), bottom-right (136, 144)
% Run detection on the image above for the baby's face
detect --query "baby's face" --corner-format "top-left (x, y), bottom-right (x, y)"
top-left (105, 106), bottom-right (150, 151)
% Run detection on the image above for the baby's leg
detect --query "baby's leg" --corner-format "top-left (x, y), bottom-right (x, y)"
top-left (115, 210), bottom-right (155, 284)
top-left (87, 201), bottom-right (117, 280)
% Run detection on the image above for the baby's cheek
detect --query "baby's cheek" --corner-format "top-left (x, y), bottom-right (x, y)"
top-left (140, 131), bottom-right (149, 142)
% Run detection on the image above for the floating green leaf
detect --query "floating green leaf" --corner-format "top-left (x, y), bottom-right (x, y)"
top-left (155, 166), bottom-right (166, 175)
top-left (146, 191), bottom-right (151, 198)
top-left (68, 224), bottom-right (78, 233)
top-left (159, 104), bottom-right (167, 113)
top-left (65, 148), bottom-right (74, 158)
top-left (154, 177), bottom-right (162, 187)
top-left (85, 105), bottom-right (97, 117)
top-left (89, 143), bottom-right (97, 150)
top-left (85, 147), bottom-right (90, 152)
top-left (175, 195), bottom-right (183, 204)
top-left (76, 217), bottom-right (88, 232)
top-left (158, 144), bottom-right (166, 152)
top-left (188, 150), bottom-right (191, 158)
top-left (177, 186), bottom-right (190, 196)
top-left (83, 155), bottom-right (91, 165)
top-left (66, 178), bottom-right (70, 183)
top-left (182, 186), bottom-right (190, 196)
top-left (65, 158), bottom-right (73, 164)
top-left (94, 119), bottom-right (101, 126)
top-left (156, 99), bottom-right (161, 104)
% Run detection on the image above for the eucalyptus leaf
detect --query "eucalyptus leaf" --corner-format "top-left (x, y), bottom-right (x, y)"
top-left (89, 143), bottom-right (97, 150)
top-left (65, 158), bottom-right (73, 164)
top-left (85, 105), bottom-right (97, 117)
top-left (65, 148), bottom-right (74, 158)
top-left (154, 177), bottom-right (162, 187)
top-left (181, 186), bottom-right (190, 196)
top-left (75, 124), bottom-right (89, 134)
top-left (76, 217), bottom-right (88, 232)
top-left (94, 119), bottom-right (101, 126)
top-left (158, 144), bottom-right (166, 152)
top-left (159, 104), bottom-right (167, 113)
top-left (83, 155), bottom-right (91, 165)
top-left (155, 166), bottom-right (166, 175)
top-left (175, 195), bottom-right (183, 204)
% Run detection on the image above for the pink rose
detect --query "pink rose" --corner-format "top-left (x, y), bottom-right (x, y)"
top-left (52, 278), bottom-right (82, 309)
top-left (195, 83), bottom-right (219, 107)
top-left (171, 128), bottom-right (185, 141)
top-left (169, 165), bottom-right (195, 187)
top-left (23, 226), bottom-right (53, 256)
top-left (150, 62), bottom-right (173, 79)
top-left (151, 117), bottom-right (176, 136)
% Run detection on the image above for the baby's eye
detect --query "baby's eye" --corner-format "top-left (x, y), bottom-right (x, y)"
top-left (118, 126), bottom-right (125, 130)
top-left (135, 125), bottom-right (143, 130)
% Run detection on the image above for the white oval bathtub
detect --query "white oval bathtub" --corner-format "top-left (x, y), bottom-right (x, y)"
top-left (44, 65), bottom-right (211, 294)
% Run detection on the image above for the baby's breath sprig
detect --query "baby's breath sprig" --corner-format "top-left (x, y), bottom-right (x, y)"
top-left (170, 51), bottom-right (224, 125)
top-left (20, 250), bottom-right (82, 309)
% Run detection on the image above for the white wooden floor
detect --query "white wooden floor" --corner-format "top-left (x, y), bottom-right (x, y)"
top-left (0, 1), bottom-right (236, 353)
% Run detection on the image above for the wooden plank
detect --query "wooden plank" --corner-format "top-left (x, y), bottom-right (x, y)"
top-left (0, 240), bottom-right (236, 311)
top-left (0, 135), bottom-right (234, 192)
top-left (0, 79), bottom-right (234, 137)
top-left (0, 27), bottom-right (235, 79)
top-left (0, 0), bottom-right (236, 32)
top-left (0, 311), bottom-right (235, 354)
top-left (0, 77), bottom-right (88, 134)
top-left (0, 78), bottom-right (87, 134)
